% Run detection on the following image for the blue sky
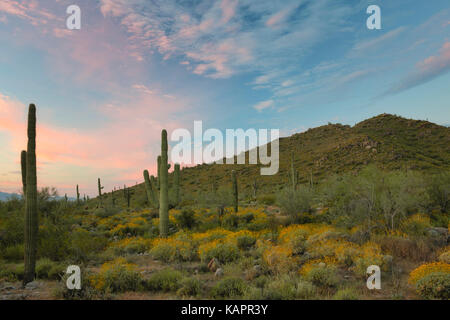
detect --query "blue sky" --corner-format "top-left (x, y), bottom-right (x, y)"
top-left (0, 0), bottom-right (449, 196)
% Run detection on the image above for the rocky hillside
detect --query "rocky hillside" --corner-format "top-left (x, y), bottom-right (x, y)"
top-left (106, 113), bottom-right (450, 201)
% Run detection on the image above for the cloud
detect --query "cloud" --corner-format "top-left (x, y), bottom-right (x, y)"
top-left (98, 0), bottom-right (353, 80)
top-left (253, 99), bottom-right (274, 112)
top-left (384, 41), bottom-right (450, 96)
top-left (0, 90), bottom-right (191, 195)
top-left (353, 27), bottom-right (406, 52)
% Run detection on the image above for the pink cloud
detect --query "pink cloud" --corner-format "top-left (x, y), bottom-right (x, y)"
top-left (0, 91), bottom-right (192, 195)
top-left (386, 41), bottom-right (450, 95)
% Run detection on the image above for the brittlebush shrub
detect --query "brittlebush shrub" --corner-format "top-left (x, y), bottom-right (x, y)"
top-left (145, 269), bottom-right (183, 292)
top-left (198, 241), bottom-right (239, 263)
top-left (333, 288), bottom-right (359, 300)
top-left (262, 245), bottom-right (295, 274)
top-left (211, 277), bottom-right (246, 298)
top-left (150, 238), bottom-right (197, 262)
top-left (177, 277), bottom-right (202, 297)
top-left (305, 266), bottom-right (339, 288)
top-left (415, 272), bottom-right (450, 300)
top-left (408, 262), bottom-right (450, 285)
top-left (90, 258), bottom-right (143, 293)
top-left (438, 251), bottom-right (450, 264)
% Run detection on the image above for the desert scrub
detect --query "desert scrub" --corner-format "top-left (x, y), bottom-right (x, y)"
top-left (236, 234), bottom-right (257, 250)
top-left (177, 277), bottom-right (202, 297)
top-left (304, 265), bottom-right (339, 288)
top-left (150, 237), bottom-right (197, 262)
top-left (199, 241), bottom-right (239, 263)
top-left (3, 244), bottom-right (24, 261)
top-left (333, 287), bottom-right (359, 300)
top-left (90, 258), bottom-right (143, 293)
top-left (0, 263), bottom-right (24, 281)
top-left (36, 258), bottom-right (64, 280)
top-left (110, 216), bottom-right (149, 237)
top-left (145, 269), bottom-right (183, 292)
top-left (262, 245), bottom-right (295, 274)
top-left (71, 228), bottom-right (108, 262)
top-left (110, 237), bottom-right (151, 255)
top-left (211, 277), bottom-right (247, 298)
top-left (415, 272), bottom-right (450, 300)
top-left (408, 262), bottom-right (450, 285)
top-left (400, 213), bottom-right (431, 236)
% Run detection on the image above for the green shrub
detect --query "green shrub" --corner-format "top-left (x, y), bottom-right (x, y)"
top-left (3, 244), bottom-right (24, 261)
top-left (199, 242), bottom-right (239, 263)
top-left (276, 186), bottom-right (313, 218)
top-left (92, 259), bottom-right (143, 293)
top-left (258, 194), bottom-right (276, 206)
top-left (177, 277), bottom-right (202, 297)
top-left (295, 280), bottom-right (317, 299)
top-left (415, 272), bottom-right (450, 300)
top-left (263, 277), bottom-right (296, 300)
top-left (94, 206), bottom-right (120, 218)
top-left (333, 288), bottom-right (359, 300)
top-left (71, 228), bottom-right (108, 262)
top-left (305, 267), bottom-right (339, 288)
top-left (0, 263), bottom-right (24, 281)
top-left (237, 235), bottom-right (256, 250)
top-left (145, 269), bottom-right (183, 292)
top-left (212, 277), bottom-right (246, 298)
top-left (36, 258), bottom-right (63, 279)
top-left (175, 209), bottom-right (197, 229)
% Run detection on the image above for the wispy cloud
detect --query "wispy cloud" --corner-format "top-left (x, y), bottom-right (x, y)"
top-left (253, 99), bottom-right (274, 112)
top-left (384, 41), bottom-right (450, 96)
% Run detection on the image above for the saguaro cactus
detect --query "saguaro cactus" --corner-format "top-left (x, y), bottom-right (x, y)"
top-left (159, 130), bottom-right (169, 237)
top-left (125, 186), bottom-right (134, 208)
top-left (76, 185), bottom-right (80, 205)
top-left (232, 170), bottom-right (238, 213)
top-left (111, 189), bottom-right (115, 207)
top-left (289, 152), bottom-right (298, 191)
top-left (98, 178), bottom-right (104, 206)
top-left (174, 163), bottom-right (180, 206)
top-left (143, 169), bottom-right (156, 207)
top-left (21, 150), bottom-right (27, 195)
top-left (23, 104), bottom-right (38, 285)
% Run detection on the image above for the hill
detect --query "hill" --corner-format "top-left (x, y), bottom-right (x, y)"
top-left (104, 113), bottom-right (450, 202)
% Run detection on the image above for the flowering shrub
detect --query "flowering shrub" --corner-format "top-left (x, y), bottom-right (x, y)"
top-left (198, 240), bottom-right (239, 263)
top-left (408, 262), bottom-right (450, 284)
top-left (150, 238), bottom-right (197, 262)
top-left (263, 245), bottom-right (295, 274)
top-left (415, 272), bottom-right (450, 300)
top-left (90, 258), bottom-right (142, 293)
top-left (110, 237), bottom-right (151, 255)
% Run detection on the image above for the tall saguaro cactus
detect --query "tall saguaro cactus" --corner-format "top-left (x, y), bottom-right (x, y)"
top-left (21, 150), bottom-right (27, 195)
top-left (23, 104), bottom-right (38, 285)
top-left (76, 185), bottom-right (80, 205)
top-left (98, 178), bottom-right (104, 206)
top-left (232, 170), bottom-right (238, 213)
top-left (174, 163), bottom-right (180, 206)
top-left (143, 169), bottom-right (156, 207)
top-left (159, 130), bottom-right (169, 237)
top-left (289, 152), bottom-right (299, 191)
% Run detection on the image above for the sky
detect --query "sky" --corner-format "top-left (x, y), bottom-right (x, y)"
top-left (0, 0), bottom-right (449, 196)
